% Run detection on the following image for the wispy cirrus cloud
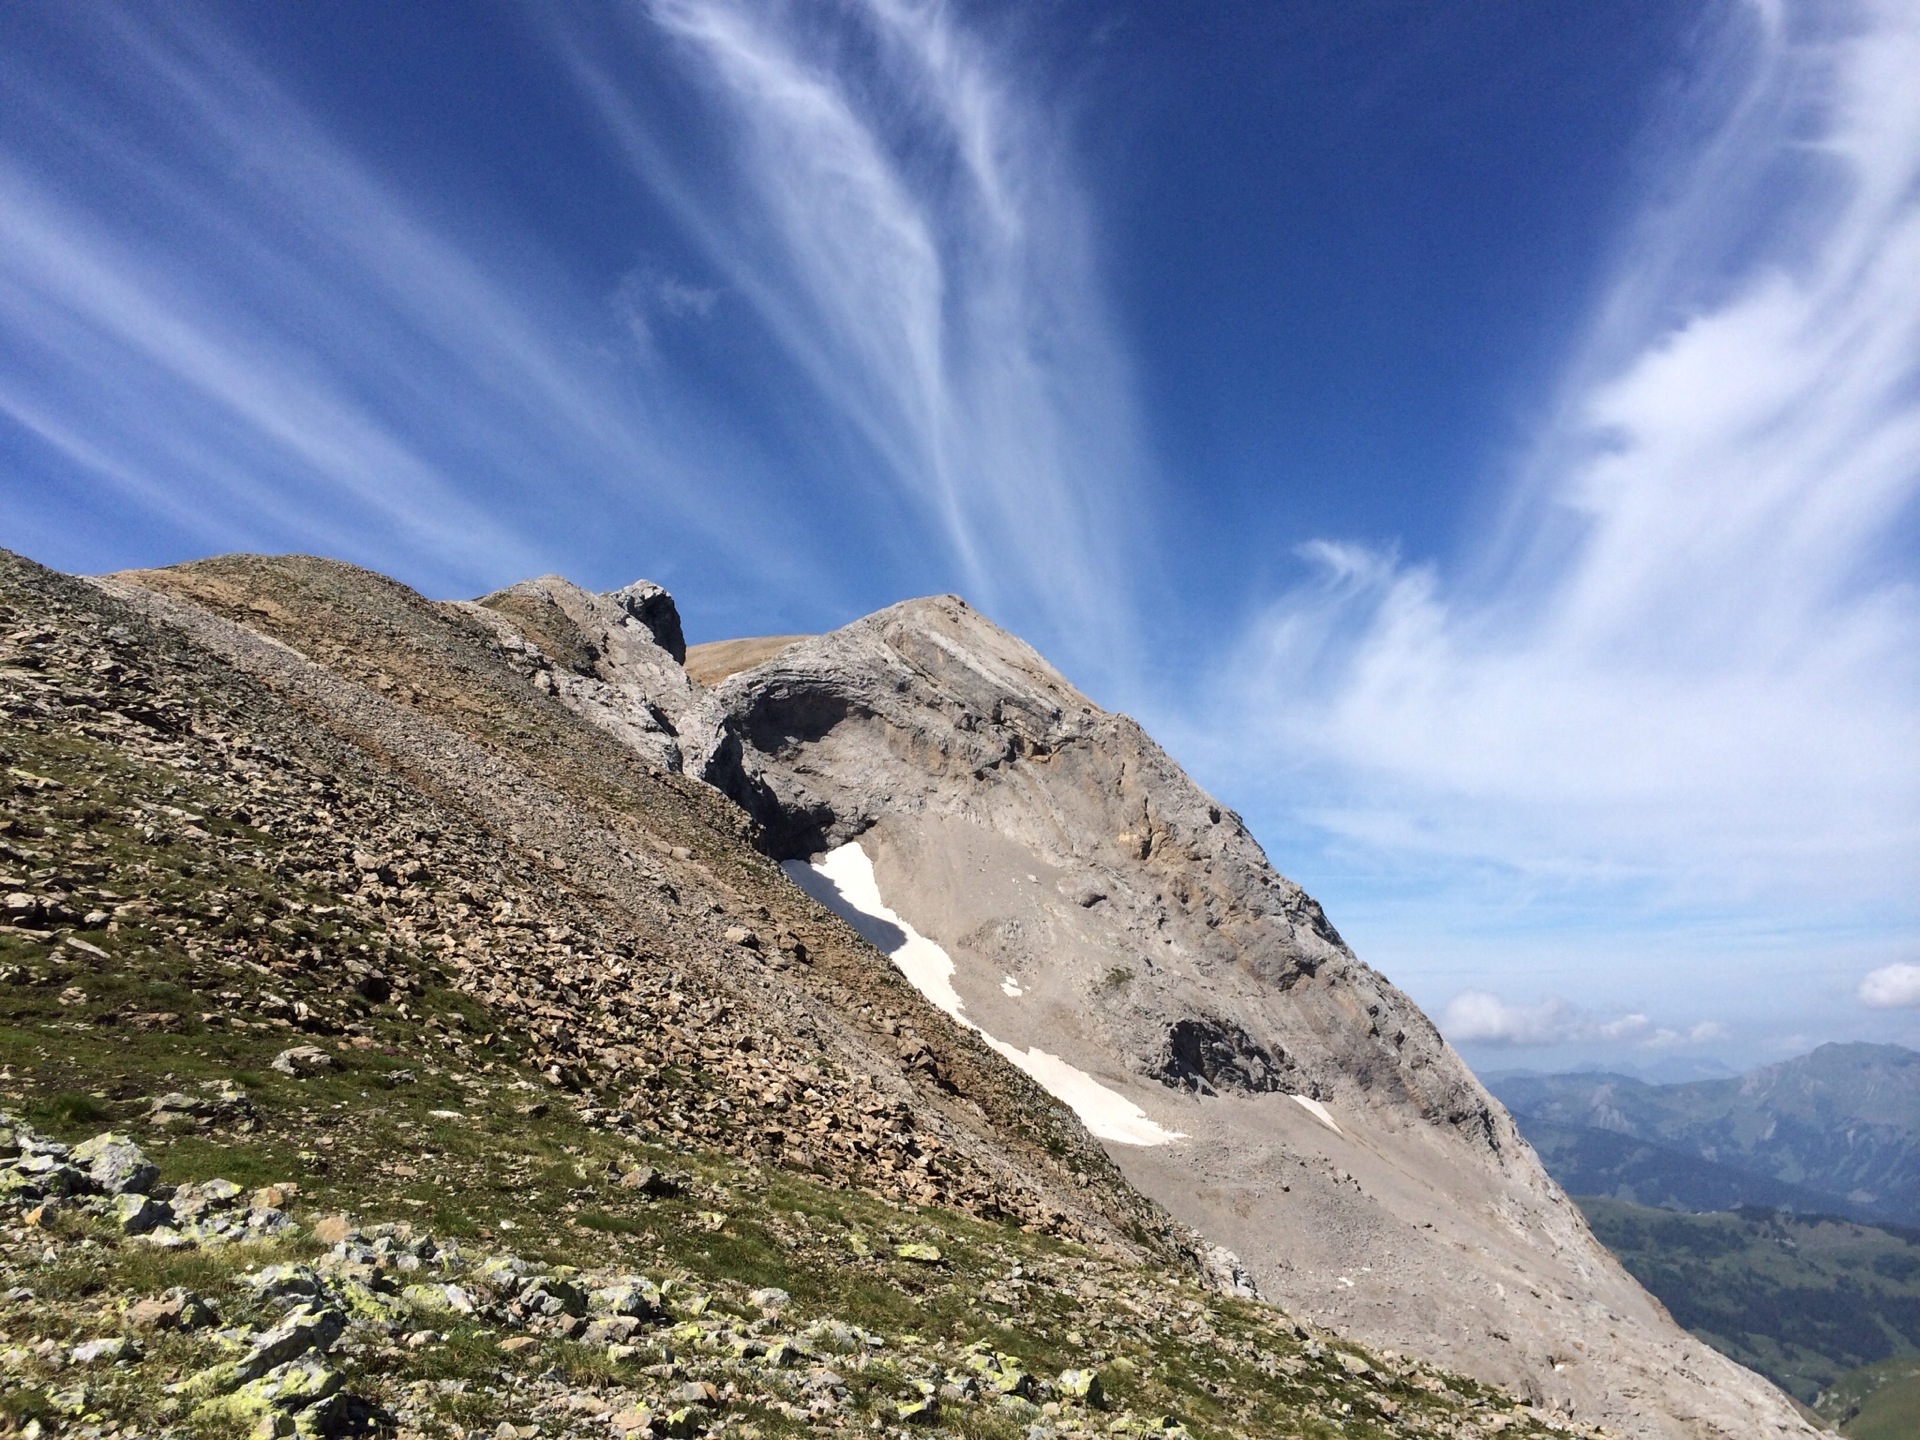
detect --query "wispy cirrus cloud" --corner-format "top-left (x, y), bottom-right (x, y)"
top-left (0, 8), bottom-right (833, 598)
top-left (551, 0), bottom-right (1145, 668)
top-left (1197, 0), bottom-right (1920, 932)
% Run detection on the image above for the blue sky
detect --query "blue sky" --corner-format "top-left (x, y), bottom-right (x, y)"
top-left (3, 0), bottom-right (1916, 1075)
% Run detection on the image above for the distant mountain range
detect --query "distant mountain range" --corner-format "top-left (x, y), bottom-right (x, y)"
top-left (1487, 1042), bottom-right (1920, 1228)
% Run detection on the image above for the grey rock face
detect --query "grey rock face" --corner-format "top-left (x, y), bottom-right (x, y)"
top-left (607, 580), bottom-right (687, 664)
top-left (290, 555), bottom-right (1806, 1440)
top-left (687, 594), bottom-right (1815, 1440)
top-left (70, 1133), bottom-right (158, 1195)
top-left (459, 575), bottom-right (718, 774)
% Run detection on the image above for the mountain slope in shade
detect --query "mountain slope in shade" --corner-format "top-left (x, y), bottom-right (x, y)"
top-left (1489, 1045), bottom-right (1920, 1228)
top-left (1509, 1114), bottom-right (1892, 1220)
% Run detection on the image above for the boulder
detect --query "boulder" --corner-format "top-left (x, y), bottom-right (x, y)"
top-left (271, 1046), bottom-right (336, 1077)
top-left (109, 1191), bottom-right (169, 1234)
top-left (71, 1133), bottom-right (159, 1195)
top-left (1057, 1369), bottom-right (1106, 1407)
top-left (589, 1278), bottom-right (663, 1318)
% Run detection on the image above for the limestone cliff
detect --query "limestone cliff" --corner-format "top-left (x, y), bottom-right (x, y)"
top-left (673, 594), bottom-right (1817, 1440)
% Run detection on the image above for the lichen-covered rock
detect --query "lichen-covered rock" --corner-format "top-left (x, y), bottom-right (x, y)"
top-left (245, 1264), bottom-right (326, 1303)
top-left (10, 1153), bottom-right (89, 1198)
top-left (191, 1357), bottom-right (366, 1440)
top-left (109, 1190), bottom-right (169, 1234)
top-left (400, 1282), bottom-right (477, 1316)
top-left (172, 1177), bottom-right (245, 1218)
top-left (1057, 1369), bottom-right (1105, 1407)
top-left (241, 1303), bottom-right (348, 1379)
top-left (896, 1389), bottom-right (938, 1423)
top-left (70, 1134), bottom-right (159, 1195)
top-left (656, 1404), bottom-right (710, 1439)
top-left (590, 1278), bottom-right (662, 1319)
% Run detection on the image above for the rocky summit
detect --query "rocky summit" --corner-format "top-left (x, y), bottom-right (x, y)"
top-left (0, 548), bottom-right (1813, 1440)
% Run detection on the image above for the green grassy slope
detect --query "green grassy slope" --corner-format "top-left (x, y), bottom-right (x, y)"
top-left (1820, 1354), bottom-right (1920, 1438)
top-left (1575, 1197), bottom-right (1920, 1405)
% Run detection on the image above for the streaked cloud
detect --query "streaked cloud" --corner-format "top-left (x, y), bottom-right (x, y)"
top-left (0, 8), bottom-right (892, 599)
top-left (1196, 1), bottom-right (1919, 928)
top-left (552, 0), bottom-right (1145, 667)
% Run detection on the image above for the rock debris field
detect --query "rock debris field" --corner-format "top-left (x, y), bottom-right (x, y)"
top-left (0, 547), bottom-right (1602, 1439)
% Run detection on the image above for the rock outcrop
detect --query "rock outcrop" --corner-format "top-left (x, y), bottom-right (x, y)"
top-left (670, 594), bottom-right (1816, 1440)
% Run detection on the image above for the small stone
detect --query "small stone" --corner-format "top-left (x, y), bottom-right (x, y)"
top-left (897, 1395), bottom-right (939, 1423)
top-left (894, 1242), bottom-right (942, 1264)
top-left (749, 1286), bottom-right (790, 1314)
top-left (271, 1046), bottom-right (336, 1077)
top-left (498, 1336), bottom-right (539, 1355)
top-left (723, 925), bottom-right (759, 949)
top-left (70, 1336), bottom-right (138, 1365)
top-left (610, 1407), bottom-right (653, 1434)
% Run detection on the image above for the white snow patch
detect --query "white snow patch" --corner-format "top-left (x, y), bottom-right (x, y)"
top-left (1001, 975), bottom-right (1024, 997)
top-left (784, 842), bottom-right (1184, 1147)
top-left (1291, 1094), bottom-right (1343, 1135)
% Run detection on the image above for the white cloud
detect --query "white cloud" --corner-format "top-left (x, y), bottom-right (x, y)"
top-left (1442, 991), bottom-right (1725, 1050)
top-left (555, 0), bottom-right (1146, 672)
top-left (1442, 992), bottom-right (1578, 1047)
top-left (1858, 963), bottom-right (1920, 1008)
top-left (1197, 0), bottom-right (1920, 920)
